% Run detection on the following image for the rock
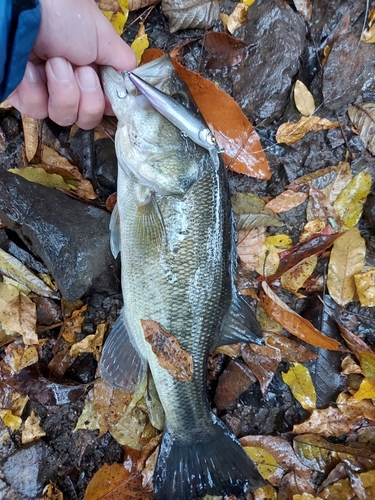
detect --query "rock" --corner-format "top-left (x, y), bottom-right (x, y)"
top-left (0, 170), bottom-right (120, 301)
top-left (3, 442), bottom-right (56, 498)
top-left (214, 359), bottom-right (256, 410)
top-left (231, 0), bottom-right (306, 124)
top-left (364, 194), bottom-right (375, 230)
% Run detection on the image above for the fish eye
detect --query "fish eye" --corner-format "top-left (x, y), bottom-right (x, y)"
top-left (172, 91), bottom-right (189, 108)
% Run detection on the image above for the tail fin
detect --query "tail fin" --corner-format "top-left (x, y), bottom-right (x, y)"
top-left (153, 414), bottom-right (265, 500)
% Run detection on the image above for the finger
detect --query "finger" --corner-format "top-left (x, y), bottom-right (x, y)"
top-left (45, 57), bottom-right (80, 127)
top-left (7, 61), bottom-right (48, 119)
top-left (75, 66), bottom-right (105, 130)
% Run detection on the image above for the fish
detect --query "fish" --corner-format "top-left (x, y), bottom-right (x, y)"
top-left (99, 55), bottom-right (265, 500)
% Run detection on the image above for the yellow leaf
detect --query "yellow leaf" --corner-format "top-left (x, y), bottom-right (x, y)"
top-left (265, 234), bottom-right (293, 251)
top-left (254, 484), bottom-right (278, 500)
top-left (243, 446), bottom-right (280, 479)
top-left (255, 247), bottom-right (280, 276)
top-left (227, 3), bottom-right (248, 34)
top-left (111, 11), bottom-right (127, 35)
top-left (333, 170), bottom-right (372, 228)
top-left (327, 227), bottom-right (366, 306)
top-left (280, 255), bottom-right (317, 295)
top-left (131, 25), bottom-right (149, 65)
top-left (276, 116), bottom-right (339, 145)
top-left (361, 25), bottom-right (375, 43)
top-left (9, 166), bottom-right (77, 192)
top-left (22, 410), bottom-right (46, 444)
top-left (358, 350), bottom-right (375, 379)
top-left (70, 323), bottom-right (106, 362)
top-left (74, 393), bottom-right (99, 432)
top-left (41, 483), bottom-right (64, 500)
top-left (354, 267), bottom-right (375, 306)
top-left (294, 80), bottom-right (315, 116)
top-left (0, 409), bottom-right (22, 430)
top-left (242, 0), bottom-right (255, 5)
top-left (282, 362), bottom-right (316, 411)
top-left (353, 378), bottom-right (375, 401)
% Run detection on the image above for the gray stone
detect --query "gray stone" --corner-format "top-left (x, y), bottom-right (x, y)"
top-left (0, 170), bottom-right (120, 301)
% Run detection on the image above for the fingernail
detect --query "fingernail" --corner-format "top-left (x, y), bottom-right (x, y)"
top-left (49, 57), bottom-right (71, 82)
top-left (76, 67), bottom-right (98, 91)
top-left (25, 62), bottom-right (39, 83)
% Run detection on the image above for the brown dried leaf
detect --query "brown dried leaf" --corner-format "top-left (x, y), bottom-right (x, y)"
top-left (263, 331), bottom-right (318, 363)
top-left (142, 320), bottom-right (193, 381)
top-left (276, 116), bottom-right (339, 145)
top-left (129, 0), bottom-right (158, 10)
top-left (280, 255), bottom-right (317, 295)
top-left (260, 282), bottom-right (342, 351)
top-left (61, 304), bottom-right (87, 343)
top-left (227, 2), bottom-right (248, 34)
top-left (327, 227), bottom-right (366, 306)
top-left (70, 323), bottom-right (106, 362)
top-left (0, 290), bottom-right (37, 345)
top-left (203, 32), bottom-right (247, 70)
top-left (214, 359), bottom-right (255, 409)
top-left (22, 409), bottom-right (46, 444)
top-left (93, 379), bottom-right (132, 435)
top-left (3, 343), bottom-right (38, 372)
top-left (241, 344), bottom-right (279, 396)
top-left (348, 103), bottom-right (375, 154)
top-left (319, 470), bottom-right (375, 500)
top-left (293, 392), bottom-right (375, 435)
top-left (294, 80), bottom-right (315, 116)
top-left (161, 0), bottom-right (220, 33)
top-left (306, 186), bottom-right (342, 226)
top-left (41, 483), bottom-right (64, 500)
top-left (263, 190), bottom-right (308, 213)
top-left (321, 161), bottom-right (352, 204)
top-left (22, 115), bottom-right (40, 162)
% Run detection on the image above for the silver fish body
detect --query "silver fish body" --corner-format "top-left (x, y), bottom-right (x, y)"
top-left (100, 55), bottom-right (264, 500)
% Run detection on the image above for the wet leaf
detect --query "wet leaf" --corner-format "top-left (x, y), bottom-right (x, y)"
top-left (319, 470), bottom-right (375, 500)
top-left (203, 32), bottom-right (247, 70)
top-left (327, 227), bottom-right (366, 306)
top-left (280, 255), bottom-right (317, 295)
top-left (267, 232), bottom-right (342, 283)
top-left (142, 320), bottom-right (193, 381)
top-left (333, 171), bottom-right (372, 228)
top-left (3, 342), bottom-right (38, 372)
top-left (131, 24), bottom-right (149, 66)
top-left (214, 359), bottom-right (255, 409)
top-left (70, 323), bottom-right (106, 362)
top-left (227, 2), bottom-right (248, 34)
top-left (264, 190), bottom-right (308, 213)
top-left (299, 219), bottom-right (327, 242)
top-left (172, 59), bottom-right (271, 179)
top-left (276, 116), bottom-right (339, 145)
top-left (0, 286), bottom-right (38, 345)
top-left (243, 446), bottom-right (280, 479)
top-left (260, 282), bottom-right (342, 351)
top-left (353, 378), bottom-right (375, 401)
top-left (22, 115), bottom-right (40, 162)
top-left (242, 344), bottom-right (279, 396)
top-left (237, 227), bottom-right (267, 271)
top-left (99, 0), bottom-right (128, 35)
top-left (93, 379), bottom-right (132, 435)
top-left (110, 405), bottom-right (148, 449)
top-left (22, 409), bottom-right (46, 444)
top-left (231, 193), bottom-right (281, 230)
top-left (255, 248), bottom-right (280, 277)
top-left (162, 0), bottom-right (219, 33)
top-left (0, 248), bottom-right (58, 299)
top-left (265, 235), bottom-right (293, 251)
top-left (348, 103), bottom-right (375, 154)
top-left (294, 80), bottom-right (315, 116)
top-left (282, 362), bottom-right (316, 411)
top-left (293, 434), bottom-right (375, 474)
top-left (321, 161), bottom-right (352, 204)
top-left (263, 331), bottom-right (318, 363)
top-left (357, 350), bottom-right (375, 380)
top-left (61, 304), bottom-right (87, 343)
top-left (9, 166), bottom-right (77, 192)
top-left (74, 391), bottom-right (99, 432)
top-left (306, 186), bottom-right (342, 227)
top-left (254, 484), bottom-right (278, 500)
top-left (354, 267), bottom-right (375, 307)
top-left (0, 409), bottom-right (23, 430)
top-left (293, 392), bottom-right (375, 435)
top-left (361, 25), bottom-right (375, 43)
top-left (129, 0), bottom-right (157, 9)
top-left (41, 483), bottom-right (64, 500)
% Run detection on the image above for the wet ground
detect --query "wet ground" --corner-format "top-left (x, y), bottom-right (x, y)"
top-left (1, 0), bottom-right (375, 498)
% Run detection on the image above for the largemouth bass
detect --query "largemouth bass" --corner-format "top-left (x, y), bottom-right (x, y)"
top-left (100, 55), bottom-right (265, 500)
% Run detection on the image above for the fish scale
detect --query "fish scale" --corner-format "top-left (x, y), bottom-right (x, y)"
top-left (100, 55), bottom-right (265, 499)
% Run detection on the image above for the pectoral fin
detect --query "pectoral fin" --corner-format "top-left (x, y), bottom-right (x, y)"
top-left (99, 310), bottom-right (147, 392)
top-left (135, 185), bottom-right (166, 248)
top-left (212, 290), bottom-right (264, 351)
top-left (109, 203), bottom-right (121, 258)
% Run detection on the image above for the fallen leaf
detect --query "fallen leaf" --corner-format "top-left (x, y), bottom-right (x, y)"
top-left (354, 267), bottom-right (375, 307)
top-left (172, 59), bottom-right (271, 179)
top-left (9, 166), bottom-right (77, 192)
top-left (110, 405), bottom-right (148, 449)
top-left (3, 342), bottom-right (38, 372)
top-left (306, 186), bottom-right (342, 227)
top-left (299, 219), bottom-right (327, 242)
top-left (264, 190), bottom-right (308, 213)
top-left (282, 362), bottom-right (317, 411)
top-left (0, 288), bottom-right (38, 345)
top-left (131, 24), bottom-right (149, 66)
top-left (214, 359), bottom-right (255, 409)
top-left (61, 304), bottom-right (88, 343)
top-left (287, 165), bottom-right (337, 191)
top-left (333, 170), bottom-right (372, 228)
top-left (41, 483), bottom-right (64, 500)
top-left (327, 227), bottom-right (366, 306)
top-left (242, 344), bottom-right (279, 396)
top-left (142, 320), bottom-right (193, 381)
top-left (276, 116), bottom-right (339, 145)
top-left (74, 391), bottom-right (99, 432)
top-left (70, 323), bottom-right (106, 362)
top-left (354, 378), bottom-right (375, 401)
top-left (254, 484), bottom-right (278, 500)
top-left (292, 0), bottom-right (312, 21)
top-left (293, 392), bottom-right (375, 435)
top-left (203, 32), bottom-right (248, 70)
top-left (294, 80), bottom-right (315, 116)
top-left (294, 434), bottom-right (375, 474)
top-left (255, 248), bottom-right (280, 277)
top-left (243, 446), bottom-right (280, 479)
top-left (129, 0), bottom-right (157, 9)
top-left (237, 227), bottom-right (267, 270)
top-left (260, 282), bottom-right (342, 351)
top-left (22, 409), bottom-right (46, 444)
top-left (93, 378), bottom-right (132, 435)
top-left (265, 235), bottom-right (293, 251)
top-left (0, 248), bottom-right (58, 299)
top-left (348, 103), bottom-right (375, 154)
top-left (231, 192), bottom-right (281, 230)
top-left (321, 161), bottom-right (352, 204)
top-left (361, 25), bottom-right (375, 43)
top-left (99, 0), bottom-right (128, 35)
top-left (263, 331), bottom-right (318, 363)
top-left (227, 2), bottom-right (248, 34)
top-left (280, 255), bottom-right (317, 295)
top-left (162, 0), bottom-right (220, 33)
top-left (319, 470), bottom-right (375, 500)
top-left (22, 115), bottom-right (40, 162)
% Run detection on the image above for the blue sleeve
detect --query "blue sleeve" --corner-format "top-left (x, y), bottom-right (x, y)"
top-left (0, 0), bottom-right (41, 102)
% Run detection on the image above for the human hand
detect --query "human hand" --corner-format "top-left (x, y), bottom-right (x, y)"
top-left (7, 0), bottom-right (136, 130)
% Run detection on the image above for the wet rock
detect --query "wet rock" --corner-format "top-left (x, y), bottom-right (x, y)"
top-left (364, 194), bottom-right (375, 230)
top-left (231, 0), bottom-right (306, 124)
top-left (214, 359), bottom-right (256, 410)
top-left (94, 139), bottom-right (118, 193)
top-left (34, 297), bottom-right (62, 326)
top-left (323, 32), bottom-right (375, 111)
top-left (3, 442), bottom-right (56, 498)
top-left (0, 170), bottom-right (120, 301)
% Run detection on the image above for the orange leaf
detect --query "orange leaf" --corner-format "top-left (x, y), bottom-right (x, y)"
top-left (264, 190), bottom-right (308, 213)
top-left (172, 60), bottom-right (270, 180)
top-left (260, 282), bottom-right (342, 351)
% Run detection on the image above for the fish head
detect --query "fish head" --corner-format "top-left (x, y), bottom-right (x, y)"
top-left (101, 57), bottom-right (206, 196)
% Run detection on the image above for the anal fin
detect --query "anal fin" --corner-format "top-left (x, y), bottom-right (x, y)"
top-left (212, 289), bottom-right (264, 351)
top-left (99, 309), bottom-right (147, 392)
